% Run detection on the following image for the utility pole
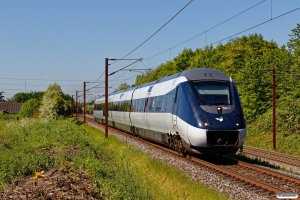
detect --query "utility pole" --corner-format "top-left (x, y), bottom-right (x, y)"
top-left (105, 58), bottom-right (108, 138)
top-left (84, 82), bottom-right (86, 123)
top-left (76, 91), bottom-right (78, 120)
top-left (104, 57), bottom-right (143, 139)
top-left (272, 68), bottom-right (276, 150)
top-left (71, 95), bottom-right (74, 116)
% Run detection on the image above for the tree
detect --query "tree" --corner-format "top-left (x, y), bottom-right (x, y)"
top-left (173, 48), bottom-right (195, 71)
top-left (287, 23), bottom-right (300, 56)
top-left (39, 83), bottom-right (69, 122)
top-left (0, 91), bottom-right (4, 101)
top-left (19, 98), bottom-right (41, 118)
top-left (114, 83), bottom-right (130, 91)
top-left (12, 91), bottom-right (44, 103)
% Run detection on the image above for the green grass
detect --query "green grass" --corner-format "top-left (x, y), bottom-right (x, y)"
top-left (245, 108), bottom-right (300, 156)
top-left (0, 118), bottom-right (229, 200)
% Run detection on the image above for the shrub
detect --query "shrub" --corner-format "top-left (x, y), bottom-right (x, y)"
top-left (19, 98), bottom-right (41, 118)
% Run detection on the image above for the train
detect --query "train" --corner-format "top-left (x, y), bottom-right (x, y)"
top-left (94, 68), bottom-right (246, 155)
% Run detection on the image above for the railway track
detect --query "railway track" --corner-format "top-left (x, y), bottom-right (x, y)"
top-left (242, 146), bottom-right (300, 172)
top-left (79, 115), bottom-right (300, 199)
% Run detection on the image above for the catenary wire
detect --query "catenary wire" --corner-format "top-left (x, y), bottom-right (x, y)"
top-left (90, 0), bottom-right (193, 85)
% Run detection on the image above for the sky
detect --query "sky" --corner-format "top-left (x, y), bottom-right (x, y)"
top-left (1, 0), bottom-right (300, 102)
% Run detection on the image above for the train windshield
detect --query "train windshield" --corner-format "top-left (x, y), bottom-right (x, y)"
top-left (191, 81), bottom-right (232, 106)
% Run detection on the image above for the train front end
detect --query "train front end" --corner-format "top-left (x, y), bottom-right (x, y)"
top-left (178, 69), bottom-right (246, 155)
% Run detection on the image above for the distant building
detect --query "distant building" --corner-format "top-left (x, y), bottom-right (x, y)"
top-left (0, 102), bottom-right (23, 114)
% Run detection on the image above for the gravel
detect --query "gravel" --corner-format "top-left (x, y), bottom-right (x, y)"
top-left (89, 123), bottom-right (272, 200)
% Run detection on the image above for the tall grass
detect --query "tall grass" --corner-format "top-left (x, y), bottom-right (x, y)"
top-left (0, 118), bottom-right (228, 200)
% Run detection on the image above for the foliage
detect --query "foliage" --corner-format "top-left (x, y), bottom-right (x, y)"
top-left (0, 113), bottom-right (19, 120)
top-left (19, 98), bottom-right (41, 118)
top-left (0, 118), bottom-right (228, 199)
top-left (39, 83), bottom-right (69, 122)
top-left (11, 91), bottom-right (44, 103)
top-left (114, 82), bottom-right (130, 91)
top-left (287, 23), bottom-right (300, 56)
top-left (133, 33), bottom-right (297, 124)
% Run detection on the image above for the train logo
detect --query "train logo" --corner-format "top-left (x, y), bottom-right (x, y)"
top-left (215, 117), bottom-right (224, 122)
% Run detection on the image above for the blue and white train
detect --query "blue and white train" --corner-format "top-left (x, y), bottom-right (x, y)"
top-left (94, 68), bottom-right (246, 155)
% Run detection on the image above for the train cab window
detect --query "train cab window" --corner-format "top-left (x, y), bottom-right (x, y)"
top-left (191, 81), bottom-right (232, 106)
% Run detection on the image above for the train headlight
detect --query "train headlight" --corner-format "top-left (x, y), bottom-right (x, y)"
top-left (236, 116), bottom-right (240, 127)
top-left (199, 115), bottom-right (209, 127)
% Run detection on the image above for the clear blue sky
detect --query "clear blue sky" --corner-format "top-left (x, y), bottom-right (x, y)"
top-left (1, 0), bottom-right (299, 102)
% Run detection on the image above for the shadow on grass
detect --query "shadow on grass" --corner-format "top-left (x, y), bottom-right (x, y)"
top-left (67, 117), bottom-right (84, 125)
top-left (225, 153), bottom-right (281, 170)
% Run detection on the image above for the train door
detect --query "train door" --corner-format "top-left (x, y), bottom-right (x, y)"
top-left (172, 86), bottom-right (179, 130)
top-left (145, 97), bottom-right (150, 128)
top-left (145, 86), bottom-right (153, 129)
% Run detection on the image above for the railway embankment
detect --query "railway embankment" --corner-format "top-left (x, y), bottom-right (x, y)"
top-left (84, 115), bottom-right (300, 199)
top-left (0, 117), bottom-right (228, 200)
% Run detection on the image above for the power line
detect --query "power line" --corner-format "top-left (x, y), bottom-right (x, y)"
top-left (0, 83), bottom-right (86, 87)
top-left (91, 0), bottom-right (193, 84)
top-left (210, 7), bottom-right (300, 46)
top-left (147, 6), bottom-right (300, 73)
top-left (147, 0), bottom-right (267, 59)
top-left (0, 77), bottom-right (97, 82)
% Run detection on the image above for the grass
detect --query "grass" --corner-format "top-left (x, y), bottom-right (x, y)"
top-left (245, 106), bottom-right (300, 156)
top-left (0, 117), bottom-right (229, 200)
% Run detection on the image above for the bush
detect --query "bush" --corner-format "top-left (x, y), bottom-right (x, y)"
top-left (19, 98), bottom-right (41, 118)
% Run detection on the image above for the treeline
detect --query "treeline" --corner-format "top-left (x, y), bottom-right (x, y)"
top-left (133, 24), bottom-right (300, 129)
top-left (8, 84), bottom-right (72, 121)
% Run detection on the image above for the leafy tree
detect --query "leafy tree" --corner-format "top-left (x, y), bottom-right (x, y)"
top-left (12, 91), bottom-right (44, 103)
top-left (19, 98), bottom-right (41, 118)
top-left (0, 91), bottom-right (4, 101)
top-left (173, 48), bottom-right (195, 71)
top-left (132, 34), bottom-right (294, 123)
top-left (114, 83), bottom-right (130, 91)
top-left (287, 23), bottom-right (300, 56)
top-left (39, 83), bottom-right (69, 122)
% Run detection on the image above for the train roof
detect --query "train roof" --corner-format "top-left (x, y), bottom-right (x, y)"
top-left (106, 68), bottom-right (230, 96)
top-left (180, 68), bottom-right (230, 81)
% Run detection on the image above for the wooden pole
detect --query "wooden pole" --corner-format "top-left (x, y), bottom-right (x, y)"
top-left (272, 68), bottom-right (276, 150)
top-left (105, 58), bottom-right (108, 138)
top-left (71, 95), bottom-right (73, 116)
top-left (84, 82), bottom-right (86, 123)
top-left (76, 91), bottom-right (78, 120)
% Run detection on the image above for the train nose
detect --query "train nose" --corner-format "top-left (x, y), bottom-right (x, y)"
top-left (207, 130), bottom-right (239, 146)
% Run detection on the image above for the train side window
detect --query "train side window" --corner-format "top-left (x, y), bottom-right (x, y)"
top-left (137, 99), bottom-right (141, 112)
top-left (148, 97), bottom-right (154, 112)
top-left (161, 95), bottom-right (167, 113)
top-left (155, 96), bottom-right (162, 112)
top-left (167, 94), bottom-right (173, 113)
top-left (126, 100), bottom-right (130, 112)
top-left (132, 99), bottom-right (136, 112)
top-left (121, 101), bottom-right (124, 111)
top-left (141, 99), bottom-right (145, 112)
top-left (151, 98), bottom-right (155, 112)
